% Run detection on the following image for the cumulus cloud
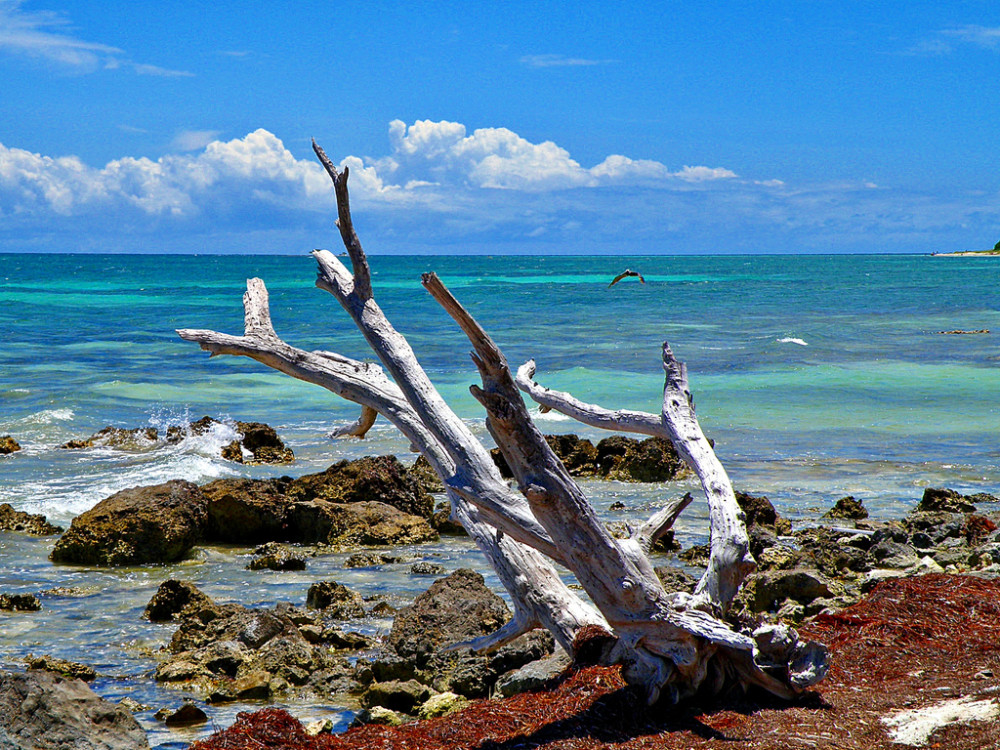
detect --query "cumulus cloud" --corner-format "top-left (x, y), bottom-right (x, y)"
top-left (3, 118), bottom-right (984, 254)
top-left (0, 0), bottom-right (190, 75)
top-left (172, 130), bottom-right (224, 152)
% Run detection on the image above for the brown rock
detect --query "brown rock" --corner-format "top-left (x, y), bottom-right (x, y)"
top-left (823, 495), bottom-right (869, 521)
top-left (306, 581), bottom-right (365, 619)
top-left (287, 456), bottom-right (433, 518)
top-left (917, 488), bottom-right (976, 514)
top-left (26, 655), bottom-right (96, 681)
top-left (144, 580), bottom-right (214, 622)
top-left (0, 436), bottom-right (21, 455)
top-left (50, 480), bottom-right (207, 566)
top-left (0, 504), bottom-right (62, 535)
top-left (285, 500), bottom-right (437, 548)
top-left (60, 426), bottom-right (158, 451)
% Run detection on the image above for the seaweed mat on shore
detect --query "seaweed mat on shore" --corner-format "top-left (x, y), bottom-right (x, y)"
top-left (191, 574), bottom-right (1000, 750)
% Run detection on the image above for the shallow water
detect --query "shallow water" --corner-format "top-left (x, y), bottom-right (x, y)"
top-left (1, 252), bottom-right (999, 745)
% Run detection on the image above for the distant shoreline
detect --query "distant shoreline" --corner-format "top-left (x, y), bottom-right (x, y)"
top-left (933, 250), bottom-right (1000, 257)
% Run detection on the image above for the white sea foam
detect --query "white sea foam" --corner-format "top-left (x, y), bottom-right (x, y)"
top-left (10, 408), bottom-right (75, 426)
top-left (531, 406), bottom-right (573, 421)
top-left (777, 337), bottom-right (808, 346)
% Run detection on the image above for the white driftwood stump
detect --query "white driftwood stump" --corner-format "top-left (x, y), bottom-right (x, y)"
top-left (177, 139), bottom-right (829, 705)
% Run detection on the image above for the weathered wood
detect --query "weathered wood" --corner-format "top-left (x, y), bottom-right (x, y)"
top-left (178, 139), bottom-right (829, 707)
top-left (330, 405), bottom-right (378, 438)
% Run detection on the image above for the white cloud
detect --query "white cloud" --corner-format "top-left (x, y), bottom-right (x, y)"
top-left (672, 165), bottom-right (738, 182)
top-left (172, 130), bottom-right (223, 152)
top-left (0, 0), bottom-right (191, 75)
top-left (943, 25), bottom-right (1000, 49)
top-left (520, 54), bottom-right (615, 68)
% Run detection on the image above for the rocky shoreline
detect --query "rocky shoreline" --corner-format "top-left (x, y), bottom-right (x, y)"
top-left (2, 422), bottom-right (1000, 748)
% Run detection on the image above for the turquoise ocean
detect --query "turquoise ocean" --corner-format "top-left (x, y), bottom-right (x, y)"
top-left (2, 252), bottom-right (999, 746)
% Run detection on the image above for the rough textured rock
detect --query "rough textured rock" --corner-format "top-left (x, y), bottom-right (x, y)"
top-left (736, 491), bottom-right (792, 534)
top-left (360, 680), bottom-right (431, 714)
top-left (221, 421), bottom-right (294, 465)
top-left (0, 436), bottom-right (21, 455)
top-left (26, 655), bottom-right (96, 681)
top-left (823, 495), bottom-right (869, 520)
top-left (344, 552), bottom-right (403, 568)
top-left (306, 581), bottom-right (365, 620)
top-left (60, 426), bottom-right (158, 451)
top-left (0, 504), bottom-right (62, 535)
top-left (492, 433), bottom-right (688, 482)
top-left (653, 566), bottom-right (699, 594)
top-left (247, 543), bottom-right (306, 571)
top-left (495, 648), bottom-right (572, 697)
top-left (416, 691), bottom-right (469, 719)
top-left (50, 480), bottom-right (207, 566)
top-left (157, 599), bottom-right (359, 701)
top-left (0, 669), bottom-right (149, 749)
top-left (286, 500), bottom-right (437, 548)
top-left (0, 594), bottom-right (40, 612)
top-left (429, 502), bottom-right (467, 536)
top-left (372, 569), bottom-right (555, 701)
top-left (410, 562), bottom-right (446, 576)
top-left (287, 456), bottom-right (433, 518)
top-left (144, 580), bottom-right (215, 622)
top-left (201, 477), bottom-right (292, 544)
top-left (743, 569), bottom-right (836, 612)
top-left (917, 488), bottom-right (977, 514)
top-left (408, 455), bottom-right (445, 494)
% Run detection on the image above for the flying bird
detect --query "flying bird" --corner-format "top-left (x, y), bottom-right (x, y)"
top-left (608, 269), bottom-right (646, 287)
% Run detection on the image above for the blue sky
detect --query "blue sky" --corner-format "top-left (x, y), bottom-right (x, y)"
top-left (1, 1), bottom-right (998, 254)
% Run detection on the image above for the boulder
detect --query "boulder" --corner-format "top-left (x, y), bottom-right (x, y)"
top-left (344, 552), bottom-right (403, 568)
top-left (306, 581), bottom-right (365, 620)
top-left (287, 456), bottom-right (433, 518)
top-left (736, 491), bottom-right (792, 534)
top-left (429, 502), bottom-right (467, 536)
top-left (201, 477), bottom-right (291, 544)
top-left (495, 649), bottom-right (571, 697)
top-left (144, 580), bottom-right (215, 622)
top-left (595, 435), bottom-right (687, 482)
top-left (407, 456), bottom-right (445, 493)
top-left (50, 480), bottom-right (207, 566)
top-left (60, 426), bottom-right (158, 451)
top-left (823, 496), bottom-right (869, 521)
top-left (0, 436), bottom-right (21, 455)
top-left (0, 669), bottom-right (149, 749)
top-left (375, 569), bottom-right (554, 699)
top-left (26, 655), bottom-right (95, 681)
top-left (917, 488), bottom-right (976, 514)
top-left (221, 421), bottom-right (294, 465)
top-left (285, 500), bottom-right (437, 548)
top-left (360, 679), bottom-right (431, 714)
top-left (0, 504), bottom-right (62, 535)
top-left (247, 543), bottom-right (306, 571)
top-left (0, 594), bottom-right (40, 612)
top-left (417, 691), bottom-right (468, 719)
top-left (744, 569), bottom-right (835, 612)
top-left (410, 562), bottom-right (446, 576)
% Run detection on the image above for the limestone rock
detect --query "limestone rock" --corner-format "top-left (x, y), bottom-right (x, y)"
top-left (0, 504), bottom-right (62, 536)
top-left (495, 649), bottom-right (572, 697)
top-left (60, 426), bottom-right (158, 451)
top-left (25, 656), bottom-right (95, 681)
top-left (144, 580), bottom-right (214, 622)
top-left (0, 436), bottom-right (21, 455)
top-left (823, 496), bottom-right (869, 520)
top-left (50, 480), bottom-right (207, 566)
top-left (287, 455), bottom-right (433, 518)
top-left (0, 594), bottom-right (40, 612)
top-left (222, 421), bottom-right (294, 465)
top-left (247, 543), bottom-right (306, 571)
top-left (286, 500), bottom-right (437, 548)
top-left (306, 581), bottom-right (365, 620)
top-left (0, 669), bottom-right (149, 749)
top-left (917, 488), bottom-right (976, 514)
top-left (417, 691), bottom-right (468, 719)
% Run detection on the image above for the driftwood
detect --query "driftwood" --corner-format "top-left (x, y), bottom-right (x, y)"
top-left (177, 140), bottom-right (828, 705)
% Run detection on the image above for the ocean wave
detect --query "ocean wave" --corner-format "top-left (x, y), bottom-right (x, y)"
top-left (777, 337), bottom-right (808, 346)
top-left (8, 408), bottom-right (75, 426)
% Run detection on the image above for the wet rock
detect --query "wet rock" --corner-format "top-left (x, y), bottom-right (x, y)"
top-left (0, 504), bottom-right (62, 536)
top-left (429, 502), bottom-right (467, 536)
top-left (26, 655), bottom-right (95, 681)
top-left (823, 496), bottom-right (869, 521)
top-left (748, 525), bottom-right (779, 560)
top-left (144, 580), bottom-right (214, 622)
top-left (756, 544), bottom-right (807, 572)
top-left (222, 421), bottom-right (294, 465)
top-left (201, 477), bottom-right (292, 544)
top-left (495, 649), bottom-right (572, 697)
top-left (286, 500), bottom-right (437, 548)
top-left (678, 544), bottom-right (709, 567)
top-left (492, 433), bottom-right (687, 482)
top-left (410, 562), bottom-right (446, 575)
top-left (368, 602), bottom-right (396, 618)
top-left (306, 581), bottom-right (365, 620)
top-left (967, 492), bottom-right (1000, 504)
top-left (0, 436), bottom-right (21, 455)
top-left (795, 527), bottom-right (869, 576)
top-left (0, 669), bottom-right (150, 750)
top-left (917, 488), bottom-right (976, 514)
top-left (50, 480), bottom-right (207, 566)
top-left (596, 435), bottom-right (688, 482)
top-left (161, 702), bottom-right (207, 727)
top-left (737, 491), bottom-right (792, 534)
top-left (247, 542), bottom-right (306, 571)
top-left (321, 628), bottom-right (375, 651)
top-left (408, 455), bottom-right (445, 493)
top-left (360, 679), bottom-right (431, 714)
top-left (117, 697), bottom-right (148, 713)
top-left (609, 501), bottom-right (626, 512)
top-left (0, 594), bottom-right (40, 612)
top-left (344, 552), bottom-right (403, 568)
top-left (287, 456), bottom-right (433, 518)
top-left (60, 426), bottom-right (158, 451)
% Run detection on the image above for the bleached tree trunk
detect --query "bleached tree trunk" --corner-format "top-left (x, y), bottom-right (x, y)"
top-left (177, 140), bottom-right (828, 705)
